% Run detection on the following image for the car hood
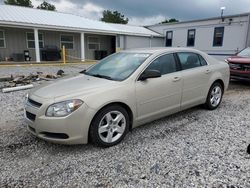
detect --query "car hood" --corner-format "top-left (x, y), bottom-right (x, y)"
top-left (30, 74), bottom-right (117, 99)
top-left (227, 56), bottom-right (250, 64)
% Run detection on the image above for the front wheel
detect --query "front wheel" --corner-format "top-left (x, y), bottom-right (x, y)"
top-left (89, 105), bottom-right (129, 147)
top-left (205, 82), bottom-right (223, 110)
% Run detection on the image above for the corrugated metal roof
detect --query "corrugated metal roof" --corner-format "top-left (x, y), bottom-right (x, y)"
top-left (0, 5), bottom-right (162, 37)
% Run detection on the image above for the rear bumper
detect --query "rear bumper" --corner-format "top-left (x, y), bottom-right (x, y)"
top-left (230, 71), bottom-right (250, 81)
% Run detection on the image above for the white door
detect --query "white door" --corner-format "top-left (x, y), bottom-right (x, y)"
top-left (176, 52), bottom-right (211, 110)
top-left (135, 53), bottom-right (182, 123)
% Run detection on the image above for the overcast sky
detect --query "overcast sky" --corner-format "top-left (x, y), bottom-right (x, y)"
top-left (1, 0), bottom-right (250, 25)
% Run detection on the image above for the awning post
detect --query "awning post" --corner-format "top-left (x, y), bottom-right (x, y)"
top-left (34, 28), bottom-right (40, 63)
top-left (80, 32), bottom-right (85, 61)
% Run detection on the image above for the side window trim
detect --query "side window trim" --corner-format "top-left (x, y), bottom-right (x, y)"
top-left (173, 53), bottom-right (182, 71)
top-left (198, 54), bottom-right (208, 66)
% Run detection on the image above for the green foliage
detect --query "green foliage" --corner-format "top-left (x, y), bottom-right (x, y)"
top-left (37, 1), bottom-right (56, 11)
top-left (101, 10), bottom-right (129, 24)
top-left (4, 0), bottom-right (33, 7)
top-left (160, 18), bottom-right (179, 24)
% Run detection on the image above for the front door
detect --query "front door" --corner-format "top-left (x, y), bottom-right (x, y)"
top-left (135, 53), bottom-right (182, 123)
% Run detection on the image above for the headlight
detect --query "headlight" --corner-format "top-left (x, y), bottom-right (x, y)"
top-left (46, 99), bottom-right (83, 117)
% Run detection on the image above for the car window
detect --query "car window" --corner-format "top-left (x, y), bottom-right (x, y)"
top-left (85, 52), bottom-right (151, 81)
top-left (238, 47), bottom-right (250, 57)
top-left (177, 52), bottom-right (204, 70)
top-left (145, 53), bottom-right (177, 75)
top-left (198, 55), bottom-right (208, 66)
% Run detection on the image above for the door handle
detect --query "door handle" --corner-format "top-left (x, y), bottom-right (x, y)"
top-left (172, 76), bottom-right (181, 82)
top-left (205, 69), bottom-right (211, 74)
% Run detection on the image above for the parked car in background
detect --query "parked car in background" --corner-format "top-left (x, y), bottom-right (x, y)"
top-left (24, 48), bottom-right (229, 147)
top-left (226, 47), bottom-right (250, 81)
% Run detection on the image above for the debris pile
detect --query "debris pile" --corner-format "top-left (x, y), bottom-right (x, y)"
top-left (0, 70), bottom-right (65, 93)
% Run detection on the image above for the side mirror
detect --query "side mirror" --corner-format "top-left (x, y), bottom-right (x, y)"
top-left (139, 70), bottom-right (161, 81)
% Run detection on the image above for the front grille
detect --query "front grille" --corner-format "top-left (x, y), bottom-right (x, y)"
top-left (229, 63), bottom-right (250, 71)
top-left (40, 132), bottom-right (69, 139)
top-left (26, 111), bottom-right (36, 121)
top-left (27, 98), bottom-right (42, 108)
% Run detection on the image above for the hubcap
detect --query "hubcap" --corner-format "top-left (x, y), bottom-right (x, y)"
top-left (210, 86), bottom-right (222, 107)
top-left (98, 111), bottom-right (126, 143)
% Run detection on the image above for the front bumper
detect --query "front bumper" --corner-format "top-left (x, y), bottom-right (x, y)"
top-left (230, 70), bottom-right (250, 81)
top-left (24, 97), bottom-right (96, 145)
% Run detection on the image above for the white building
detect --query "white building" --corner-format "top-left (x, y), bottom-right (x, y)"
top-left (0, 5), bottom-right (163, 62)
top-left (147, 13), bottom-right (250, 60)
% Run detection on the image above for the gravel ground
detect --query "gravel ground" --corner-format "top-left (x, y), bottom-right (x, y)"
top-left (0, 65), bottom-right (250, 187)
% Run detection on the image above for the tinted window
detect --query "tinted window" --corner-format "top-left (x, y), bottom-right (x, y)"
top-left (213, 27), bottom-right (224, 46)
top-left (146, 53), bottom-right (177, 75)
top-left (187, 29), bottom-right (195, 46)
top-left (198, 55), bottom-right (208, 66)
top-left (177, 52), bottom-right (205, 70)
top-left (165, 31), bottom-right (173, 47)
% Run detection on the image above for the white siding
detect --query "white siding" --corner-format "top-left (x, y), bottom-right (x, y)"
top-left (151, 37), bottom-right (165, 47)
top-left (125, 36), bottom-right (150, 49)
top-left (148, 15), bottom-right (250, 60)
top-left (124, 36), bottom-right (164, 49)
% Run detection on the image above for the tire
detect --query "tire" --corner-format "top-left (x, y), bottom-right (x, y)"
top-left (205, 82), bottom-right (223, 110)
top-left (89, 105), bottom-right (129, 147)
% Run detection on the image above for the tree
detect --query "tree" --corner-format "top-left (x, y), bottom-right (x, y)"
top-left (4, 0), bottom-right (33, 7)
top-left (37, 1), bottom-right (56, 11)
top-left (169, 18), bottom-right (179, 23)
top-left (101, 10), bottom-right (129, 24)
top-left (160, 18), bottom-right (179, 24)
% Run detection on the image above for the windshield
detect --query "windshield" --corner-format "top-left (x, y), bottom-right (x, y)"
top-left (238, 47), bottom-right (250, 57)
top-left (84, 52), bottom-right (151, 81)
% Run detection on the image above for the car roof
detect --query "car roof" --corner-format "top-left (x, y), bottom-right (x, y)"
top-left (123, 47), bottom-right (203, 54)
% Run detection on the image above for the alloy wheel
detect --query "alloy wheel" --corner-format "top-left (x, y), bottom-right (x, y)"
top-left (210, 85), bottom-right (222, 107)
top-left (98, 111), bottom-right (126, 143)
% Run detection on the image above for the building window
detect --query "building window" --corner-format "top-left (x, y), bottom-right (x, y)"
top-left (26, 32), bottom-right (44, 49)
top-left (60, 35), bottom-right (74, 49)
top-left (165, 31), bottom-right (173, 47)
top-left (0, 30), bottom-right (6, 48)
top-left (187, 29), bottom-right (195, 46)
top-left (213, 27), bottom-right (224, 46)
top-left (88, 37), bottom-right (100, 50)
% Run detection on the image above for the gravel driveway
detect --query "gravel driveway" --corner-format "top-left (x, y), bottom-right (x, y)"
top-left (0, 65), bottom-right (250, 187)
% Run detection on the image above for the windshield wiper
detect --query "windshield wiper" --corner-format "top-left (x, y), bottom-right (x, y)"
top-left (79, 69), bottom-right (86, 74)
top-left (91, 74), bottom-right (114, 80)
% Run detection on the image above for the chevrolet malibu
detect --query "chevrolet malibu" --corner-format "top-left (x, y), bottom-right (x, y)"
top-left (24, 48), bottom-right (229, 147)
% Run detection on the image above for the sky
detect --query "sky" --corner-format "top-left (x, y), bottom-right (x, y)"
top-left (1, 0), bottom-right (250, 25)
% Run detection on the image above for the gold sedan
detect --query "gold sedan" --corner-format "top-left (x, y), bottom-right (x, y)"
top-left (24, 48), bottom-right (229, 147)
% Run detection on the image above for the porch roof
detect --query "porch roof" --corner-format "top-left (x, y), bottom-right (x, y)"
top-left (0, 5), bottom-right (162, 37)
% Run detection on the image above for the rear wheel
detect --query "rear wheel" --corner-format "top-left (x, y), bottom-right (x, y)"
top-left (89, 105), bottom-right (129, 147)
top-left (205, 82), bottom-right (223, 110)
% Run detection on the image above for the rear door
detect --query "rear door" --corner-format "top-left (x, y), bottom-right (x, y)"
top-left (176, 52), bottom-right (211, 110)
top-left (135, 53), bottom-right (182, 123)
